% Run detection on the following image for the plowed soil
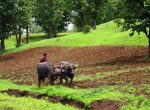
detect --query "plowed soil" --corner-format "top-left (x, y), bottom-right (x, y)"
top-left (0, 46), bottom-right (150, 87)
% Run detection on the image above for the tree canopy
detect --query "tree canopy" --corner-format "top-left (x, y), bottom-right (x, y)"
top-left (115, 0), bottom-right (150, 56)
top-left (33, 0), bottom-right (68, 37)
top-left (1, 0), bottom-right (150, 53)
top-left (0, 0), bottom-right (17, 50)
top-left (0, 0), bottom-right (32, 50)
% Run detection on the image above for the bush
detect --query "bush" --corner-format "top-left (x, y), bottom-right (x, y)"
top-left (83, 25), bottom-right (91, 33)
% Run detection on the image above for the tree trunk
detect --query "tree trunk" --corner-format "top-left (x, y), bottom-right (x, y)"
top-left (0, 21), bottom-right (6, 51)
top-left (0, 38), bottom-right (5, 51)
top-left (148, 37), bottom-right (150, 57)
top-left (148, 18), bottom-right (150, 57)
top-left (26, 27), bottom-right (29, 44)
top-left (48, 27), bottom-right (53, 38)
top-left (15, 34), bottom-right (19, 48)
top-left (18, 27), bottom-right (22, 46)
top-left (93, 19), bottom-right (97, 30)
top-left (92, 1), bottom-right (97, 30)
top-left (16, 27), bottom-right (22, 47)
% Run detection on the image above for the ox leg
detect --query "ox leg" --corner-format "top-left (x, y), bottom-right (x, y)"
top-left (48, 75), bottom-right (54, 85)
top-left (65, 77), bottom-right (68, 85)
top-left (51, 76), bottom-right (54, 85)
top-left (54, 75), bottom-right (58, 80)
top-left (38, 77), bottom-right (41, 87)
top-left (70, 77), bottom-right (73, 84)
top-left (60, 76), bottom-right (63, 84)
top-left (69, 75), bottom-right (74, 85)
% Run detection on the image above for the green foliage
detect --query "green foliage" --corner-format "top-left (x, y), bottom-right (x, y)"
top-left (0, 0), bottom-right (17, 37)
top-left (71, 0), bottom-right (91, 31)
top-left (0, 0), bottom-right (18, 50)
top-left (115, 0), bottom-right (150, 34)
top-left (86, 0), bottom-right (108, 29)
top-left (33, 0), bottom-right (67, 37)
top-left (0, 0), bottom-right (32, 50)
top-left (71, 0), bottom-right (111, 31)
top-left (13, 0), bottom-right (32, 47)
top-left (98, 0), bottom-right (119, 23)
top-left (114, 0), bottom-right (150, 55)
top-left (13, 0), bottom-right (32, 28)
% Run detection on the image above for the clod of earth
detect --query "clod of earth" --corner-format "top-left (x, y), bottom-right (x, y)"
top-left (91, 100), bottom-right (121, 110)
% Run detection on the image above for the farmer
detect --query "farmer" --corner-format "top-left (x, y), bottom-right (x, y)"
top-left (40, 53), bottom-right (48, 62)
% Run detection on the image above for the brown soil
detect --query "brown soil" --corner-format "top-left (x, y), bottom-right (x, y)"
top-left (74, 70), bottom-right (150, 89)
top-left (0, 46), bottom-right (150, 88)
top-left (91, 100), bottom-right (121, 110)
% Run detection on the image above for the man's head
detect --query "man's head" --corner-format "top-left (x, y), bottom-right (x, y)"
top-left (43, 53), bottom-right (47, 57)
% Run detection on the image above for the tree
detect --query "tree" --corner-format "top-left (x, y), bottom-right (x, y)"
top-left (30, 20), bottom-right (43, 33)
top-left (72, 0), bottom-right (91, 31)
top-left (0, 0), bottom-right (17, 51)
top-left (12, 0), bottom-right (32, 47)
top-left (24, 0), bottom-right (32, 44)
top-left (87, 0), bottom-right (108, 29)
top-left (97, 0), bottom-right (119, 24)
top-left (71, 0), bottom-right (109, 31)
top-left (34, 0), bottom-right (67, 37)
top-left (115, 0), bottom-right (150, 56)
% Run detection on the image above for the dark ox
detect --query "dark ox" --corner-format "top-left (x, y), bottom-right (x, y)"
top-left (37, 62), bottom-right (61, 87)
top-left (59, 61), bottom-right (77, 84)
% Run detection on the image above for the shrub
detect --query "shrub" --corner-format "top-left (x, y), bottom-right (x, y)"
top-left (83, 25), bottom-right (91, 33)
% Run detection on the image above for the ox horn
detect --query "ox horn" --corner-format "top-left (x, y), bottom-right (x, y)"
top-left (65, 64), bottom-right (70, 67)
top-left (53, 65), bottom-right (60, 68)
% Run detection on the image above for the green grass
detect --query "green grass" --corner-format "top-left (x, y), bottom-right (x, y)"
top-left (0, 80), bottom-right (123, 105)
top-left (0, 80), bottom-right (150, 110)
top-left (0, 93), bottom-right (76, 110)
top-left (2, 21), bottom-right (148, 55)
top-left (28, 21), bottom-right (147, 47)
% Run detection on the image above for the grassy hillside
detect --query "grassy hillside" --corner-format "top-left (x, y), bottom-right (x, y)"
top-left (3, 21), bottom-right (148, 54)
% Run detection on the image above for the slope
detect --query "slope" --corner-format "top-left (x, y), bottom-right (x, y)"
top-left (3, 21), bottom-right (148, 55)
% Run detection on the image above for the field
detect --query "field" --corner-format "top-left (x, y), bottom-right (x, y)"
top-left (0, 21), bottom-right (150, 110)
top-left (0, 46), bottom-right (150, 110)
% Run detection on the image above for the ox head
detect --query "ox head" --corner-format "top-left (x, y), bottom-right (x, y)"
top-left (60, 62), bottom-right (78, 75)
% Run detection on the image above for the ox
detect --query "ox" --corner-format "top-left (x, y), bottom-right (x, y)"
top-left (59, 61), bottom-right (77, 84)
top-left (37, 61), bottom-right (61, 87)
